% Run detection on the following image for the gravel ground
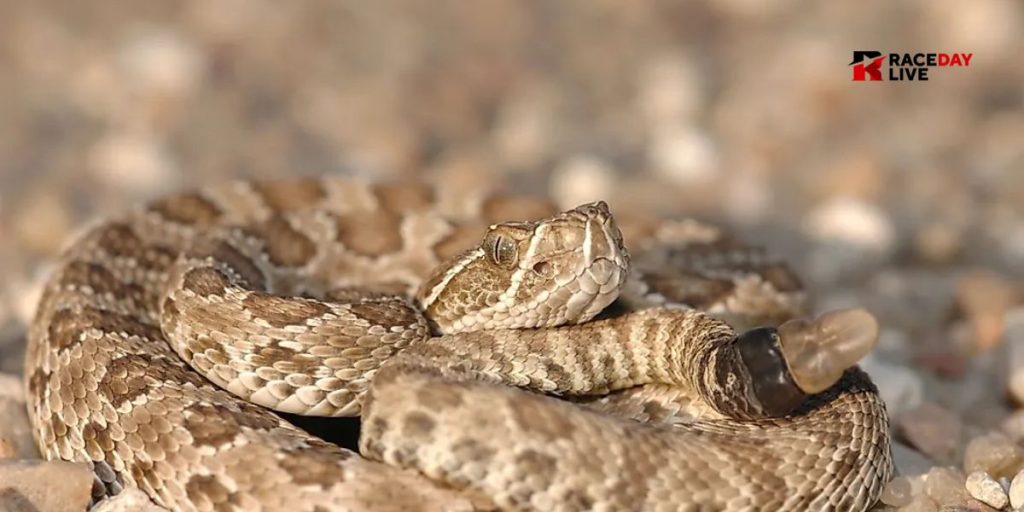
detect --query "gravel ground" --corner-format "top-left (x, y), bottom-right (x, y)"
top-left (0, 2), bottom-right (1021, 510)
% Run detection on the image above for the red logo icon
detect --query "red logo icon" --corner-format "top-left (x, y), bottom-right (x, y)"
top-left (851, 51), bottom-right (884, 81)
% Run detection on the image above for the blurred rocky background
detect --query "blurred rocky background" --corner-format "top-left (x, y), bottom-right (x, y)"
top-left (0, 1), bottom-right (1022, 510)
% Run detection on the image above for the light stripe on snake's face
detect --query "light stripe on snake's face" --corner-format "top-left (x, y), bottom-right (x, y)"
top-left (417, 201), bottom-right (629, 334)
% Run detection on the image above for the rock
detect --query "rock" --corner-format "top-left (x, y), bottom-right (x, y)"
top-left (649, 124), bottom-right (719, 186)
top-left (804, 196), bottom-right (895, 255)
top-left (0, 373), bottom-right (35, 460)
top-left (956, 270), bottom-right (1015, 353)
top-left (999, 409), bottom-right (1024, 443)
top-left (924, 466), bottom-right (970, 506)
top-left (880, 476), bottom-right (914, 507)
top-left (963, 432), bottom-right (1024, 478)
top-left (1005, 308), bottom-right (1024, 404)
top-left (1009, 469), bottom-right (1024, 510)
top-left (118, 29), bottom-right (202, 98)
top-left (896, 402), bottom-right (962, 463)
top-left (960, 499), bottom-right (1004, 511)
top-left (550, 155), bottom-right (617, 209)
top-left (914, 222), bottom-right (963, 265)
top-left (965, 471), bottom-right (1008, 510)
top-left (93, 488), bottom-right (165, 512)
top-left (0, 460), bottom-right (93, 512)
top-left (893, 442), bottom-right (935, 477)
top-left (88, 132), bottom-right (177, 196)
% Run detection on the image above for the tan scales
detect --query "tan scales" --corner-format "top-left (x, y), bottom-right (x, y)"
top-left (25, 177), bottom-right (892, 511)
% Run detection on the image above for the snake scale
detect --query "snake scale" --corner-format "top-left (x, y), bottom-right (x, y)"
top-left (24, 177), bottom-right (893, 511)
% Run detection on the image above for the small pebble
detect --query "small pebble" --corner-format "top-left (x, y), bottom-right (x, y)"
top-left (88, 132), bottom-right (177, 195)
top-left (118, 29), bottom-right (203, 97)
top-left (881, 476), bottom-right (914, 507)
top-left (1010, 469), bottom-right (1024, 510)
top-left (924, 466), bottom-right (970, 506)
top-left (999, 409), bottom-right (1024, 443)
top-left (957, 270), bottom-right (1015, 353)
top-left (550, 155), bottom-right (617, 209)
top-left (0, 460), bottom-right (93, 512)
top-left (963, 432), bottom-right (1024, 478)
top-left (897, 402), bottom-right (962, 463)
top-left (648, 124), bottom-right (720, 186)
top-left (914, 222), bottom-right (963, 264)
top-left (804, 196), bottom-right (895, 254)
top-left (965, 471), bottom-right (1009, 510)
top-left (1005, 308), bottom-right (1024, 404)
top-left (93, 487), bottom-right (165, 512)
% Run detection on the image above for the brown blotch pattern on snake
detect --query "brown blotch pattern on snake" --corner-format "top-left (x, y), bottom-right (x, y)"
top-left (277, 449), bottom-right (347, 486)
top-left (195, 239), bottom-right (267, 289)
top-left (182, 268), bottom-right (232, 297)
top-left (252, 179), bottom-right (327, 213)
top-left (414, 385), bottom-right (465, 410)
top-left (348, 301), bottom-right (422, 330)
top-left (58, 261), bottom-right (124, 296)
top-left (149, 193), bottom-right (223, 226)
top-left (94, 223), bottom-right (144, 259)
top-left (253, 216), bottom-right (318, 268)
top-left (332, 210), bottom-right (404, 258)
top-left (401, 411), bottom-right (437, 438)
top-left (241, 292), bottom-right (331, 329)
top-left (185, 474), bottom-right (236, 508)
top-left (373, 182), bottom-right (436, 213)
top-left (48, 307), bottom-right (163, 351)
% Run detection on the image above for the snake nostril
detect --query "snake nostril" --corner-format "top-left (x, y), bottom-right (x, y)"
top-left (533, 261), bottom-right (551, 275)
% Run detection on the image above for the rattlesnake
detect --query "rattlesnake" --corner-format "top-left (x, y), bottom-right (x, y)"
top-left (24, 177), bottom-right (893, 511)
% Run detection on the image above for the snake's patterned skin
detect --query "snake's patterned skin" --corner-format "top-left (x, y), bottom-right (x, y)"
top-left (24, 177), bottom-right (892, 511)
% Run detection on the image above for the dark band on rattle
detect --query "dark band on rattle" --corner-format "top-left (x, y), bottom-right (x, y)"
top-left (734, 327), bottom-right (807, 417)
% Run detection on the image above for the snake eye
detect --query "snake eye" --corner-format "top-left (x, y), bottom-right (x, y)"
top-left (484, 231), bottom-right (518, 268)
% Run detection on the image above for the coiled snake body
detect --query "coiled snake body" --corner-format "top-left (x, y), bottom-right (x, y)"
top-left (25, 177), bottom-right (892, 511)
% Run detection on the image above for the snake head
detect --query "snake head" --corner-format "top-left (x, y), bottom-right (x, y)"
top-left (735, 307), bottom-right (879, 416)
top-left (418, 201), bottom-right (629, 333)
